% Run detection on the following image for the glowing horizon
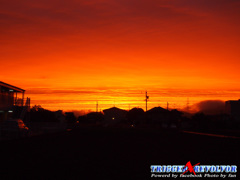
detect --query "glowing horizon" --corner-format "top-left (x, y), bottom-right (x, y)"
top-left (1, 0), bottom-right (240, 112)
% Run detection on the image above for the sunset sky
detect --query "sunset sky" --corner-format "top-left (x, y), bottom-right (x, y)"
top-left (1, 0), bottom-right (240, 112)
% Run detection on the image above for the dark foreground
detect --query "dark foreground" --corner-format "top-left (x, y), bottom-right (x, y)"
top-left (0, 127), bottom-right (239, 180)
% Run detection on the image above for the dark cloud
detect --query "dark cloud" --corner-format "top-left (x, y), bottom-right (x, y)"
top-left (0, 0), bottom-right (210, 36)
top-left (1, 0), bottom-right (239, 58)
top-left (192, 100), bottom-right (225, 115)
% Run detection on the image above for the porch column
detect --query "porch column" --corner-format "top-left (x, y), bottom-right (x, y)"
top-left (15, 92), bottom-right (17, 105)
top-left (22, 92), bottom-right (25, 106)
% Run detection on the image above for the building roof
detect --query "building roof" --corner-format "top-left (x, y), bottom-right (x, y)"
top-left (103, 107), bottom-right (127, 113)
top-left (0, 81), bottom-right (25, 93)
top-left (226, 99), bottom-right (240, 103)
top-left (147, 106), bottom-right (169, 114)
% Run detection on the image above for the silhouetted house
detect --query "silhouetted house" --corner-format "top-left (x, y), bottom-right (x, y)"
top-left (147, 107), bottom-right (182, 128)
top-left (225, 100), bottom-right (240, 121)
top-left (85, 112), bottom-right (104, 124)
top-left (55, 110), bottom-right (66, 123)
top-left (0, 81), bottom-right (30, 122)
top-left (103, 107), bottom-right (127, 126)
top-left (146, 107), bottom-right (169, 127)
top-left (127, 108), bottom-right (145, 125)
top-left (65, 112), bottom-right (76, 123)
top-left (169, 109), bottom-right (183, 127)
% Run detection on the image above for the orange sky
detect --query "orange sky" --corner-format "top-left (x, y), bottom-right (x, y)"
top-left (1, 0), bottom-right (240, 112)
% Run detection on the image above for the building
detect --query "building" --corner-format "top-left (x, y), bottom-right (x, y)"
top-left (0, 81), bottom-right (30, 122)
top-left (225, 100), bottom-right (240, 121)
top-left (146, 107), bottom-right (182, 128)
top-left (146, 107), bottom-right (169, 125)
top-left (103, 107), bottom-right (128, 125)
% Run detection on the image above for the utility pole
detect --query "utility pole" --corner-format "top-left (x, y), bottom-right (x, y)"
top-left (145, 91), bottom-right (149, 112)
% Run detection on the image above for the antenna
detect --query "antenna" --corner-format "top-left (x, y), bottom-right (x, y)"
top-left (96, 101), bottom-right (98, 112)
top-left (167, 102), bottom-right (169, 110)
